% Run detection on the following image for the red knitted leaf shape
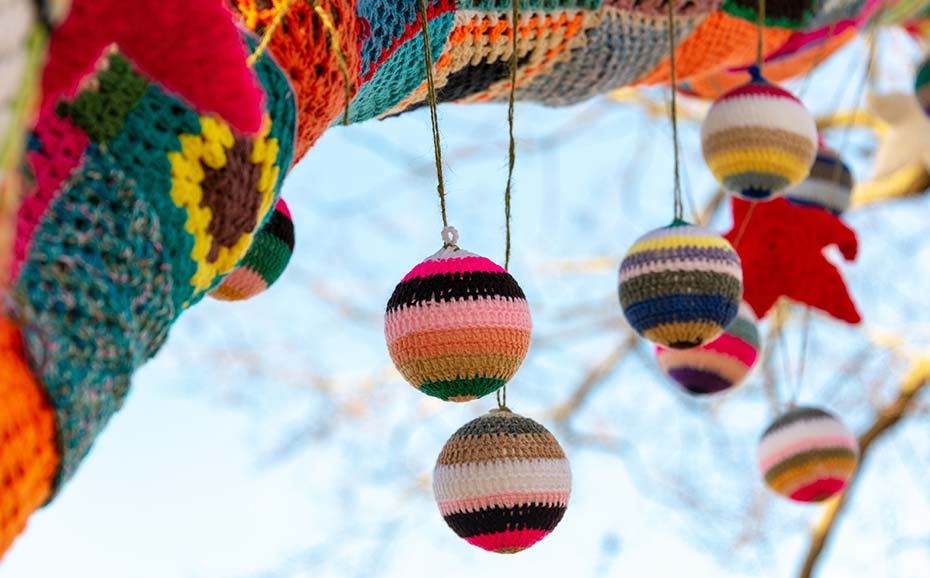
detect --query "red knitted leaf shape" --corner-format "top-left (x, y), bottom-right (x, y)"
top-left (724, 198), bottom-right (861, 324)
top-left (41, 0), bottom-right (264, 134)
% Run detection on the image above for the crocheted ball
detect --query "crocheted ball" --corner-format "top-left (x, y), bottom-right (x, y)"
top-left (618, 220), bottom-right (743, 349)
top-left (915, 55), bottom-right (930, 118)
top-left (656, 301), bottom-right (759, 394)
top-left (385, 229), bottom-right (531, 402)
top-left (758, 406), bottom-right (859, 503)
top-left (701, 66), bottom-right (818, 200)
top-left (785, 145), bottom-right (853, 215)
top-left (433, 409), bottom-right (571, 554)
top-left (210, 199), bottom-right (295, 301)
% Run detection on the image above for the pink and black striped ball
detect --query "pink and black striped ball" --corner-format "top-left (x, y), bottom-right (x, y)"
top-left (758, 406), bottom-right (859, 503)
top-left (656, 302), bottom-right (760, 395)
top-left (433, 409), bottom-right (571, 554)
top-left (384, 239), bottom-right (531, 402)
top-left (210, 199), bottom-right (295, 301)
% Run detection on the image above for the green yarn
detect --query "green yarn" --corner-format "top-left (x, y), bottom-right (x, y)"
top-left (56, 55), bottom-right (150, 144)
top-left (241, 233), bottom-right (291, 285)
top-left (418, 377), bottom-right (507, 401)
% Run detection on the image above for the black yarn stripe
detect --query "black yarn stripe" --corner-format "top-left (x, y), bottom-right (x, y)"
top-left (264, 210), bottom-right (295, 251)
top-left (443, 504), bottom-right (567, 538)
top-left (762, 407), bottom-right (836, 437)
top-left (386, 270), bottom-right (526, 312)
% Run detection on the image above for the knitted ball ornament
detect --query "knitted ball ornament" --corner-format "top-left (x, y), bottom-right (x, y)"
top-left (618, 220), bottom-right (743, 349)
top-left (758, 406), bottom-right (858, 503)
top-left (701, 66), bottom-right (818, 200)
top-left (785, 145), bottom-right (854, 215)
top-left (433, 409), bottom-right (571, 554)
top-left (656, 301), bottom-right (759, 395)
top-left (914, 55), bottom-right (930, 118)
top-left (385, 229), bottom-right (531, 402)
top-left (210, 198), bottom-right (295, 301)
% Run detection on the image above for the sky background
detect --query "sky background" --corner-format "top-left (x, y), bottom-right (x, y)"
top-left (3, 33), bottom-right (930, 578)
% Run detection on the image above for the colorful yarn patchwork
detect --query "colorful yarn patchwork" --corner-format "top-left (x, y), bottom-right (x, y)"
top-left (656, 301), bottom-right (759, 394)
top-left (211, 198), bottom-right (295, 301)
top-left (231, 0), bottom-right (360, 162)
top-left (786, 145), bottom-right (854, 215)
top-left (758, 406), bottom-right (858, 503)
top-left (433, 409), bottom-right (571, 554)
top-left (349, 0), bottom-right (455, 122)
top-left (15, 34), bottom-right (295, 490)
top-left (618, 221), bottom-right (742, 349)
top-left (42, 0), bottom-right (265, 134)
top-left (915, 55), bottom-right (930, 118)
top-left (0, 317), bottom-right (58, 556)
top-left (521, 0), bottom-right (718, 105)
top-left (385, 243), bottom-right (531, 402)
top-left (701, 66), bottom-right (817, 200)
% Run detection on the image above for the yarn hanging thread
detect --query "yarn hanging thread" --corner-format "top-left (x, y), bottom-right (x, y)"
top-left (758, 406), bottom-right (859, 503)
top-left (384, 228), bottom-right (531, 402)
top-left (618, 221), bottom-right (743, 349)
top-left (433, 408), bottom-right (571, 554)
top-left (785, 144), bottom-right (854, 215)
top-left (656, 300), bottom-right (760, 395)
top-left (210, 198), bottom-right (295, 301)
top-left (701, 65), bottom-right (818, 200)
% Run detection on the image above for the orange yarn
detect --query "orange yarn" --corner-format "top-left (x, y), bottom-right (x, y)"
top-left (633, 12), bottom-right (794, 86)
top-left (683, 25), bottom-right (857, 98)
top-left (0, 316), bottom-right (58, 559)
top-left (231, 0), bottom-right (360, 163)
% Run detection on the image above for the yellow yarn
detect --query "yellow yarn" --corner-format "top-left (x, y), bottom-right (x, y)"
top-left (708, 148), bottom-right (811, 185)
top-left (168, 115), bottom-right (280, 304)
top-left (626, 235), bottom-right (734, 256)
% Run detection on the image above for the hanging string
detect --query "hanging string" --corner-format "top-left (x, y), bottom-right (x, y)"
top-left (791, 306), bottom-right (812, 405)
top-left (312, 1), bottom-right (354, 126)
top-left (417, 0), bottom-right (450, 229)
top-left (756, 0), bottom-right (766, 70)
top-left (665, 0), bottom-right (684, 222)
top-left (503, 0), bottom-right (520, 271)
top-left (247, 0), bottom-right (300, 67)
top-left (497, 0), bottom-right (521, 412)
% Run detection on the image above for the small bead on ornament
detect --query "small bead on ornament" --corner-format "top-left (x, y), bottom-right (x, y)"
top-left (618, 220), bottom-right (743, 349)
top-left (210, 199), bottom-right (295, 301)
top-left (701, 66), bottom-right (818, 200)
top-left (433, 408), bottom-right (571, 554)
top-left (758, 406), bottom-right (859, 503)
top-left (384, 227), bottom-right (532, 402)
top-left (656, 301), bottom-right (759, 395)
top-left (785, 144), bottom-right (853, 216)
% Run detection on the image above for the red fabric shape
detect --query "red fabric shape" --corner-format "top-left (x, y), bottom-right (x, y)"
top-left (724, 198), bottom-right (861, 324)
top-left (41, 0), bottom-right (263, 134)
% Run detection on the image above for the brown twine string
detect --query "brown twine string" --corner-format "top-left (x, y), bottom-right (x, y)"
top-left (417, 0), bottom-right (449, 229)
top-left (756, 0), bottom-right (766, 70)
top-left (498, 0), bottom-right (521, 412)
top-left (666, 0), bottom-right (684, 221)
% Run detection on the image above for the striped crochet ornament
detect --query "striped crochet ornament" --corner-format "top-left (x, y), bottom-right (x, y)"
top-left (656, 301), bottom-right (760, 395)
top-left (758, 406), bottom-right (859, 503)
top-left (701, 66), bottom-right (818, 200)
top-left (618, 220), bottom-right (743, 349)
top-left (210, 198), bottom-right (295, 301)
top-left (433, 409), bottom-right (571, 554)
top-left (385, 227), bottom-right (531, 402)
top-left (915, 55), bottom-right (930, 118)
top-left (785, 144), bottom-right (854, 215)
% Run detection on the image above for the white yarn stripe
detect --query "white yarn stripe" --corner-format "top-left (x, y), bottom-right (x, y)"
top-left (758, 418), bottom-right (857, 461)
top-left (701, 98), bottom-right (817, 142)
top-left (619, 256), bottom-right (742, 283)
top-left (0, 0), bottom-right (34, 140)
top-left (635, 224), bottom-right (720, 243)
top-left (425, 246), bottom-right (479, 262)
top-left (433, 458), bottom-right (572, 503)
top-left (759, 435), bottom-right (858, 472)
top-left (437, 490), bottom-right (571, 516)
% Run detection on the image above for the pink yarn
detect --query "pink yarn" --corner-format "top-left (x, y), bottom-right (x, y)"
top-left (791, 478), bottom-right (847, 502)
top-left (400, 255), bottom-right (506, 283)
top-left (41, 0), bottom-right (264, 134)
top-left (12, 114), bottom-right (90, 283)
top-left (465, 528), bottom-right (551, 553)
top-left (700, 333), bottom-right (759, 367)
top-left (758, 436), bottom-right (861, 472)
top-left (274, 198), bottom-right (291, 220)
top-left (384, 296), bottom-right (532, 342)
